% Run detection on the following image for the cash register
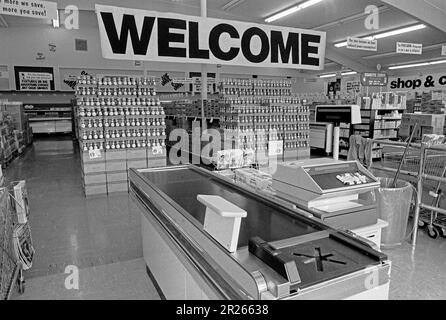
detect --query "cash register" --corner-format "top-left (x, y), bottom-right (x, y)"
top-left (272, 158), bottom-right (380, 229)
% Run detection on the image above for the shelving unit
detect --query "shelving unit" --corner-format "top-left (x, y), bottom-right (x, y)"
top-left (219, 78), bottom-right (310, 164)
top-left (23, 103), bottom-right (73, 134)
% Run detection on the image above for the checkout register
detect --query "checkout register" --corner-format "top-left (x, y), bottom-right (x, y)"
top-left (272, 158), bottom-right (380, 229)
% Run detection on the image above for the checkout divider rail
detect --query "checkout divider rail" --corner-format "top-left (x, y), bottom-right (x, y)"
top-left (368, 140), bottom-right (446, 247)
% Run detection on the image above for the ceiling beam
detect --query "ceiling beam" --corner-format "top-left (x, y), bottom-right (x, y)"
top-left (381, 0), bottom-right (446, 33)
top-left (325, 47), bottom-right (376, 73)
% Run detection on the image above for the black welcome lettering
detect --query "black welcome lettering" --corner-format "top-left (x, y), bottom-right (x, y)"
top-left (242, 27), bottom-right (269, 63)
top-left (209, 24), bottom-right (240, 61)
top-left (301, 34), bottom-right (321, 67)
top-left (270, 31), bottom-right (299, 64)
top-left (158, 18), bottom-right (187, 58)
top-left (100, 12), bottom-right (155, 55)
top-left (189, 21), bottom-right (209, 59)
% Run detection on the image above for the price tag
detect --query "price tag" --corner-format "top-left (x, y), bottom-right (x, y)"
top-left (89, 149), bottom-right (102, 159)
top-left (268, 140), bottom-right (284, 156)
top-left (152, 146), bottom-right (163, 155)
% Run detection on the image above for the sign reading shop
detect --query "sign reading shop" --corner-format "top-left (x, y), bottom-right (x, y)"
top-left (95, 5), bottom-right (326, 70)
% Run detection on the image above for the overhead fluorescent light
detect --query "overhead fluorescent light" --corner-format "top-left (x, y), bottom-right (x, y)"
top-left (52, 10), bottom-right (59, 28)
top-left (319, 73), bottom-right (336, 78)
top-left (265, 0), bottom-right (324, 23)
top-left (341, 71), bottom-right (357, 76)
top-left (429, 60), bottom-right (446, 65)
top-left (388, 59), bottom-right (446, 70)
top-left (334, 24), bottom-right (426, 48)
top-left (319, 71), bottom-right (357, 78)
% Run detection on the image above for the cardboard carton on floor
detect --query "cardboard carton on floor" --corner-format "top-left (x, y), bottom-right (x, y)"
top-left (106, 171), bottom-right (128, 183)
top-left (107, 181), bottom-right (128, 194)
top-left (105, 160), bottom-right (126, 172)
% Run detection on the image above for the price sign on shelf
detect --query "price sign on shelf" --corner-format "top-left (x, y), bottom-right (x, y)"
top-left (152, 146), bottom-right (163, 155)
top-left (89, 149), bottom-right (102, 160)
top-left (268, 141), bottom-right (284, 156)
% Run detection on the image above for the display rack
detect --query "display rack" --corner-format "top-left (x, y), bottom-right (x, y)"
top-left (219, 78), bottom-right (310, 164)
top-left (75, 75), bottom-right (167, 197)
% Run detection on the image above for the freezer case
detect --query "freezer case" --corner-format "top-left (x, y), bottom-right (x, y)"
top-left (129, 165), bottom-right (391, 300)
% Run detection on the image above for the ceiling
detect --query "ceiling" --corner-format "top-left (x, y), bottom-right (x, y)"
top-left (1, 0), bottom-right (445, 76)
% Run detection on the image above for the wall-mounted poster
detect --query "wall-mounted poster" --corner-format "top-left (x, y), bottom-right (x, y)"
top-left (14, 66), bottom-right (55, 91)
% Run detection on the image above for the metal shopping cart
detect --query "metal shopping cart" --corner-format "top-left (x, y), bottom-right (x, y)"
top-left (382, 147), bottom-right (446, 239)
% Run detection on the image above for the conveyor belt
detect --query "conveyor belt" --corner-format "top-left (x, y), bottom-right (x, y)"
top-left (141, 167), bottom-right (322, 248)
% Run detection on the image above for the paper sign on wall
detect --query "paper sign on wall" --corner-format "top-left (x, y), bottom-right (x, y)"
top-left (396, 42), bottom-right (423, 55)
top-left (346, 37), bottom-right (377, 51)
top-left (442, 45), bottom-right (446, 56)
top-left (0, 0), bottom-right (57, 20)
top-left (95, 4), bottom-right (326, 71)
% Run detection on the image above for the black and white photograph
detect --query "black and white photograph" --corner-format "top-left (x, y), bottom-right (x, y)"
top-left (0, 0), bottom-right (445, 305)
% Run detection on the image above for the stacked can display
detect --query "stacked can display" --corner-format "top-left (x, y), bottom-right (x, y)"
top-left (219, 78), bottom-right (310, 164)
top-left (75, 75), bottom-right (167, 197)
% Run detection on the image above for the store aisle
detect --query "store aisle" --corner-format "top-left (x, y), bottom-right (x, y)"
top-left (5, 136), bottom-right (158, 299)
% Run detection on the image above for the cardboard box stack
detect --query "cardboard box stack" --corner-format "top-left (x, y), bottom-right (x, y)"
top-left (400, 113), bottom-right (445, 140)
top-left (76, 75), bottom-right (167, 197)
top-left (421, 92), bottom-right (446, 114)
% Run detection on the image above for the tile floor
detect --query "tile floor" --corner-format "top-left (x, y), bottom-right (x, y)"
top-left (4, 136), bottom-right (446, 300)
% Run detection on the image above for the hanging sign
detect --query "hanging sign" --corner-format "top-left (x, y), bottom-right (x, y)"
top-left (0, 0), bottom-right (57, 20)
top-left (95, 4), bottom-right (326, 70)
top-left (396, 42), bottom-right (423, 55)
top-left (346, 37), bottom-right (377, 51)
top-left (389, 73), bottom-right (446, 91)
top-left (360, 72), bottom-right (388, 87)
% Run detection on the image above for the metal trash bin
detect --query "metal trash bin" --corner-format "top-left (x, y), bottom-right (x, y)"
top-left (375, 177), bottom-right (413, 247)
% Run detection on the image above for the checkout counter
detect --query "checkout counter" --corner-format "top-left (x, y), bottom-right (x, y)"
top-left (273, 159), bottom-right (379, 230)
top-left (129, 165), bottom-right (391, 300)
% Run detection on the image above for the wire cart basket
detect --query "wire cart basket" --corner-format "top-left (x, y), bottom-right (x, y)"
top-left (380, 144), bottom-right (446, 240)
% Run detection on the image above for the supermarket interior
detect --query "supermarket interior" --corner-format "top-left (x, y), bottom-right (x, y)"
top-left (0, 0), bottom-right (446, 301)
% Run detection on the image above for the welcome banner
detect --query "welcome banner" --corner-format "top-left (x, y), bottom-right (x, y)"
top-left (95, 4), bottom-right (326, 70)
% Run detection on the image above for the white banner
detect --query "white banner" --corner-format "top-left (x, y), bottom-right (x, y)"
top-left (95, 4), bottom-right (326, 70)
top-left (346, 37), bottom-right (377, 51)
top-left (0, 0), bottom-right (57, 20)
top-left (396, 42), bottom-right (423, 55)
